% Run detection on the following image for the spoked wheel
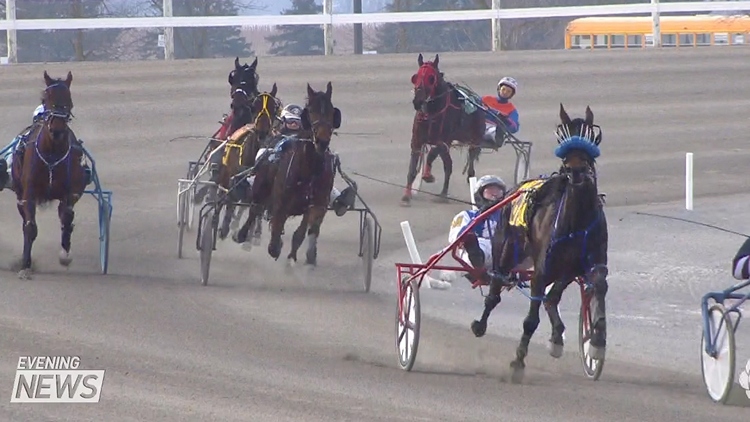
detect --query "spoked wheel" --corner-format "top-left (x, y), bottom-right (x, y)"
top-left (578, 291), bottom-right (605, 380)
top-left (199, 208), bottom-right (216, 286)
top-left (361, 215), bottom-right (374, 293)
top-left (395, 275), bottom-right (421, 371)
top-left (701, 303), bottom-right (736, 404)
top-left (514, 147), bottom-right (531, 185)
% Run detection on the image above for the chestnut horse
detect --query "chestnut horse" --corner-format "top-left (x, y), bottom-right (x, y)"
top-left (215, 83), bottom-right (280, 240)
top-left (471, 104), bottom-right (608, 383)
top-left (12, 71), bottom-right (87, 280)
top-left (401, 53), bottom-right (485, 206)
top-left (233, 82), bottom-right (341, 265)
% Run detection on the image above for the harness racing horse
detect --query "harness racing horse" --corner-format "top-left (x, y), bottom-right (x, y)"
top-left (215, 83), bottom-right (280, 240)
top-left (401, 53), bottom-right (485, 206)
top-left (233, 82), bottom-right (341, 265)
top-left (13, 71), bottom-right (87, 280)
top-left (470, 103), bottom-right (608, 383)
top-left (194, 56), bottom-right (260, 205)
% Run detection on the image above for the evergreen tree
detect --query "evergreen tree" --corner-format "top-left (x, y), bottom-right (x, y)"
top-left (265, 0), bottom-right (324, 56)
top-left (145, 0), bottom-right (255, 59)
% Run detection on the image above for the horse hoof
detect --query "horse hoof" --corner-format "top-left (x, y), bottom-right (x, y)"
top-left (59, 250), bottom-right (72, 267)
top-left (470, 320), bottom-right (487, 337)
top-left (240, 242), bottom-right (253, 252)
top-left (17, 269), bottom-right (33, 280)
top-left (232, 231), bottom-right (247, 244)
top-left (422, 175), bottom-right (435, 183)
top-left (268, 241), bottom-right (282, 260)
top-left (509, 361), bottom-right (525, 384)
top-left (548, 341), bottom-right (564, 359)
top-left (588, 345), bottom-right (606, 360)
top-left (400, 196), bottom-right (411, 207)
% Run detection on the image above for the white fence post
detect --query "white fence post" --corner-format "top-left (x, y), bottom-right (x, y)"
top-left (163, 0), bottom-right (174, 60)
top-left (651, 0), bottom-right (661, 47)
top-left (492, 0), bottom-right (501, 52)
top-left (685, 152), bottom-right (693, 211)
top-left (323, 0), bottom-right (333, 56)
top-left (5, 0), bottom-right (17, 64)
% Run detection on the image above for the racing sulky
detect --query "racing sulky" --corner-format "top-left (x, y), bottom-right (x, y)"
top-left (10, 71), bottom-right (89, 279)
top-left (233, 82), bottom-right (341, 265)
top-left (471, 103), bottom-right (608, 383)
top-left (402, 53), bottom-right (485, 206)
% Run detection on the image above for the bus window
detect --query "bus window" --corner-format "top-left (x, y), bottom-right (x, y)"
top-left (627, 35), bottom-right (642, 48)
top-left (645, 34), bottom-right (655, 47)
top-left (593, 34), bottom-right (608, 49)
top-left (679, 33), bottom-right (694, 46)
top-left (661, 34), bottom-right (677, 47)
top-left (611, 34), bottom-right (626, 48)
top-left (714, 32), bottom-right (728, 45)
top-left (732, 33), bottom-right (745, 44)
top-left (696, 33), bottom-right (711, 46)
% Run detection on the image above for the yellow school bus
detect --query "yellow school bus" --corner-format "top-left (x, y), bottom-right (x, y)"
top-left (565, 15), bottom-right (750, 49)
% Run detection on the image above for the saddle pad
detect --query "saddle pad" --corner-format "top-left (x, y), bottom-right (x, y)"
top-left (228, 124), bottom-right (254, 142)
top-left (509, 179), bottom-right (547, 229)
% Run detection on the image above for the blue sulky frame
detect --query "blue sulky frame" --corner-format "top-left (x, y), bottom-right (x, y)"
top-left (699, 278), bottom-right (750, 403)
top-left (0, 135), bottom-right (112, 275)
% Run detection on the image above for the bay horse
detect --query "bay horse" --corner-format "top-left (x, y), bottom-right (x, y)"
top-left (215, 83), bottom-right (280, 240)
top-left (194, 56), bottom-right (260, 204)
top-left (233, 82), bottom-right (341, 265)
top-left (401, 53), bottom-right (485, 206)
top-left (469, 104), bottom-right (608, 383)
top-left (12, 71), bottom-right (87, 280)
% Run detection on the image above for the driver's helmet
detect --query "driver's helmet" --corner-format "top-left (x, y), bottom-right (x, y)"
top-left (280, 104), bottom-right (303, 132)
top-left (32, 104), bottom-right (45, 121)
top-left (473, 175), bottom-right (507, 210)
top-left (497, 77), bottom-right (518, 97)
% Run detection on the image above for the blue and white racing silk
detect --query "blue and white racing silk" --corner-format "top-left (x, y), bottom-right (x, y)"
top-left (448, 208), bottom-right (501, 269)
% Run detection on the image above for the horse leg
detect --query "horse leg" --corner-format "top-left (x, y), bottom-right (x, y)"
top-left (437, 143), bottom-right (452, 199)
top-left (304, 206), bottom-right (328, 266)
top-left (233, 203), bottom-right (258, 244)
top-left (58, 201), bottom-right (76, 267)
top-left (587, 264), bottom-right (609, 360)
top-left (219, 202), bottom-right (233, 240)
top-left (287, 212), bottom-right (311, 263)
top-left (268, 211), bottom-right (287, 260)
top-left (401, 150), bottom-right (421, 205)
top-left (466, 146), bottom-right (480, 183)
top-left (423, 146), bottom-right (438, 183)
top-left (544, 279), bottom-right (572, 358)
top-left (510, 273), bottom-right (545, 383)
top-left (18, 200), bottom-right (37, 279)
top-left (470, 233), bottom-right (513, 337)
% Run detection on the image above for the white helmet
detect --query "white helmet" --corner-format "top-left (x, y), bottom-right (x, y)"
top-left (281, 104), bottom-right (302, 121)
top-left (497, 77), bottom-right (518, 94)
top-left (33, 104), bottom-right (45, 119)
top-left (474, 175), bottom-right (507, 207)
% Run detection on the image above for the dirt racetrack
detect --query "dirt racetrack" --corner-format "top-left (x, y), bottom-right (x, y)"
top-left (0, 47), bottom-right (749, 421)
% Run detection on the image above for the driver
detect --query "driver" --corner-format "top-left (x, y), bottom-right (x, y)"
top-left (481, 77), bottom-right (520, 148)
top-left (446, 175), bottom-right (508, 284)
top-left (733, 237), bottom-right (750, 280)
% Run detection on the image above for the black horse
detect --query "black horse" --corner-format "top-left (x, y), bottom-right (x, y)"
top-left (469, 103), bottom-right (608, 383)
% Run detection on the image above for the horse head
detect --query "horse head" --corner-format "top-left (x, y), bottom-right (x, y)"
top-left (238, 83), bottom-right (281, 168)
top-left (301, 81), bottom-right (340, 155)
top-left (554, 103), bottom-right (602, 187)
top-left (411, 53), bottom-right (445, 113)
top-left (229, 56), bottom-right (259, 106)
top-left (40, 70), bottom-right (74, 145)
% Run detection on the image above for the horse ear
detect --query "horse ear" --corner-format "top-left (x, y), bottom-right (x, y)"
top-left (434, 54), bottom-right (439, 67)
top-left (559, 103), bottom-right (571, 124)
top-left (43, 70), bottom-right (53, 86)
top-left (301, 108), bottom-right (311, 130)
top-left (332, 107), bottom-right (341, 129)
top-left (235, 56), bottom-right (241, 69)
top-left (584, 105), bottom-right (594, 126)
top-left (307, 83), bottom-right (315, 98)
top-left (250, 57), bottom-right (258, 69)
top-left (270, 82), bottom-right (277, 97)
top-left (65, 71), bottom-right (73, 87)
top-left (326, 81), bottom-right (332, 98)
top-left (417, 53), bottom-right (423, 66)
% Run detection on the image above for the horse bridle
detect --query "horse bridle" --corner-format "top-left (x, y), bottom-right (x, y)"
top-left (41, 82), bottom-right (73, 126)
top-left (555, 122), bottom-right (602, 185)
top-left (223, 92), bottom-right (279, 166)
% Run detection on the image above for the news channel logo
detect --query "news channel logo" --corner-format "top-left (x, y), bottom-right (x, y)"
top-left (10, 356), bottom-right (105, 403)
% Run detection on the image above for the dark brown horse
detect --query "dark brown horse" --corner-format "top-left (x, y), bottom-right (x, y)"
top-left (469, 104), bottom-right (608, 383)
top-left (12, 71), bottom-right (87, 280)
top-left (233, 82), bottom-right (341, 265)
top-left (401, 53), bottom-right (485, 206)
top-left (215, 83), bottom-right (280, 240)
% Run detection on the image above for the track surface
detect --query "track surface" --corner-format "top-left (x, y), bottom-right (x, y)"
top-left (0, 48), bottom-right (749, 420)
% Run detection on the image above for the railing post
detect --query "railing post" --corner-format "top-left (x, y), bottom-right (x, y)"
top-left (651, 0), bottom-right (661, 47)
top-left (324, 0), bottom-right (333, 56)
top-left (492, 0), bottom-right (501, 52)
top-left (6, 0), bottom-right (17, 64)
top-left (163, 0), bottom-right (174, 60)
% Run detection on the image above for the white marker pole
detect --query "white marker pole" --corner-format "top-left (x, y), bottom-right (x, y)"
top-left (399, 221), bottom-right (450, 290)
top-left (469, 177), bottom-right (478, 210)
top-left (685, 152), bottom-right (693, 211)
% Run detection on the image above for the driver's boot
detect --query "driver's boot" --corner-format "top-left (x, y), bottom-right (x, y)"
top-left (330, 186), bottom-right (356, 216)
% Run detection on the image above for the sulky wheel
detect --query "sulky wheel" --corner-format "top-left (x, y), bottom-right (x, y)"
top-left (199, 207), bottom-right (217, 286)
top-left (99, 202), bottom-right (111, 275)
top-left (700, 303), bottom-right (736, 404)
top-left (514, 148), bottom-right (531, 185)
top-left (395, 275), bottom-right (421, 371)
top-left (578, 291), bottom-right (605, 380)
top-left (186, 165), bottom-right (198, 231)
top-left (177, 185), bottom-right (188, 259)
top-left (361, 215), bottom-right (374, 293)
